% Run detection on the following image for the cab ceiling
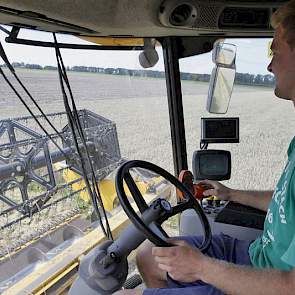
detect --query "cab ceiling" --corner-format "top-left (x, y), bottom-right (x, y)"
top-left (0, 0), bottom-right (289, 38)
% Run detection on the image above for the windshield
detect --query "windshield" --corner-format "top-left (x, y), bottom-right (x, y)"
top-left (0, 30), bottom-right (176, 292)
top-left (180, 38), bottom-right (295, 191)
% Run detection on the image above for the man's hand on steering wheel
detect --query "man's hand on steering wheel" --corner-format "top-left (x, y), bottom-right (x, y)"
top-left (152, 238), bottom-right (206, 283)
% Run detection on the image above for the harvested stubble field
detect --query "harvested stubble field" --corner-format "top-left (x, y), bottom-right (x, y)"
top-left (1, 69), bottom-right (295, 256)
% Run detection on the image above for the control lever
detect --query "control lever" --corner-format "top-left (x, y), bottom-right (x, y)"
top-left (177, 170), bottom-right (207, 200)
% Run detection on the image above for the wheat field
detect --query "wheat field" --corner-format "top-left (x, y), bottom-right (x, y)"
top-left (1, 69), bottom-right (295, 258)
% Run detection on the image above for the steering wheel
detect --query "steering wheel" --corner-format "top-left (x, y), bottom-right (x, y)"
top-left (116, 160), bottom-right (212, 252)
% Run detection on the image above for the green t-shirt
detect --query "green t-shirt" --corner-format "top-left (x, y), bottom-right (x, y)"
top-left (249, 137), bottom-right (295, 271)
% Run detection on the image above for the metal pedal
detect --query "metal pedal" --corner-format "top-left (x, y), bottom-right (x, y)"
top-left (122, 274), bottom-right (143, 289)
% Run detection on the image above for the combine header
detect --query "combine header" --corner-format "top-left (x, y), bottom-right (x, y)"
top-left (0, 109), bottom-right (121, 254)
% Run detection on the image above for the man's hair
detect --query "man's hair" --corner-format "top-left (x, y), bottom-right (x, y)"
top-left (271, 0), bottom-right (295, 49)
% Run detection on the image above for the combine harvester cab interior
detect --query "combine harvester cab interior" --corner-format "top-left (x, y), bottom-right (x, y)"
top-left (0, 0), bottom-right (291, 294)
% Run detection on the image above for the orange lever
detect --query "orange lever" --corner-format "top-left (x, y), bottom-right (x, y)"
top-left (177, 170), bottom-right (205, 200)
top-left (193, 183), bottom-right (206, 200)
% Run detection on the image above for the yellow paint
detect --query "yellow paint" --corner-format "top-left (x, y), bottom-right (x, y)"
top-left (77, 36), bottom-right (160, 47)
top-left (78, 36), bottom-right (144, 46)
top-left (62, 168), bottom-right (149, 211)
top-left (206, 196), bottom-right (218, 201)
top-left (34, 262), bottom-right (79, 295)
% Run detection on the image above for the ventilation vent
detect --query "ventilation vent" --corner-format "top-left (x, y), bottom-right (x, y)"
top-left (159, 0), bottom-right (278, 32)
top-left (194, 4), bottom-right (223, 29)
top-left (159, 0), bottom-right (223, 30)
top-left (159, 0), bottom-right (200, 28)
top-left (169, 3), bottom-right (197, 26)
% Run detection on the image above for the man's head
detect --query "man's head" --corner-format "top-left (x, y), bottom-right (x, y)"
top-left (268, 0), bottom-right (295, 101)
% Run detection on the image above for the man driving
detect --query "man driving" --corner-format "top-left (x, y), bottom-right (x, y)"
top-left (116, 1), bottom-right (295, 294)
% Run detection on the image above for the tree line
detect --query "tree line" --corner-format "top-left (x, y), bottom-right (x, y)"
top-left (1, 62), bottom-right (275, 87)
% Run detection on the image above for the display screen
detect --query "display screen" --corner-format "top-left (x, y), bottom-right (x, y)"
top-left (206, 120), bottom-right (236, 139)
top-left (200, 154), bottom-right (228, 176)
top-left (201, 117), bottom-right (239, 143)
top-left (193, 150), bottom-right (231, 181)
top-left (219, 7), bottom-right (270, 28)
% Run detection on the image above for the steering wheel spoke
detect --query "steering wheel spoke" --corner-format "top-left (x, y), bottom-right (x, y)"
top-left (157, 199), bottom-right (191, 223)
top-left (149, 222), bottom-right (170, 240)
top-left (171, 199), bottom-right (192, 215)
top-left (124, 171), bottom-right (148, 213)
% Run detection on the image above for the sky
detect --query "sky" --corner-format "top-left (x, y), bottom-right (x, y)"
top-left (0, 27), bottom-right (273, 75)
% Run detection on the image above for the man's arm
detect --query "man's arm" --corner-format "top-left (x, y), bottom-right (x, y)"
top-left (229, 189), bottom-right (273, 211)
top-left (200, 180), bottom-right (273, 212)
top-left (201, 255), bottom-right (294, 295)
top-left (153, 240), bottom-right (295, 295)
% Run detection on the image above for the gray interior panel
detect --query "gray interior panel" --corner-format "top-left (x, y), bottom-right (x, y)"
top-left (180, 209), bottom-right (263, 241)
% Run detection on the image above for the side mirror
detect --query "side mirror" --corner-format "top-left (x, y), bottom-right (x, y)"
top-left (207, 43), bottom-right (236, 114)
